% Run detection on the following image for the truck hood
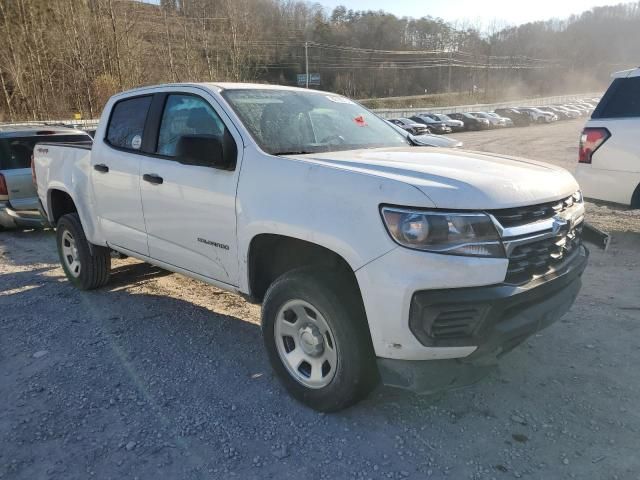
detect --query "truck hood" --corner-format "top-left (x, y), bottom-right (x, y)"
top-left (288, 147), bottom-right (578, 209)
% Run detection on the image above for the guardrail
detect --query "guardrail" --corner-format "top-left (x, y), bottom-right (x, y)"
top-left (0, 119), bottom-right (100, 129)
top-left (371, 92), bottom-right (602, 118)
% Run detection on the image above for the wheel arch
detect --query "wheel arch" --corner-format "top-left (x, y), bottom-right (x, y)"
top-left (246, 233), bottom-right (362, 304)
top-left (631, 183), bottom-right (640, 209)
top-left (46, 185), bottom-right (103, 245)
top-left (48, 188), bottom-right (78, 225)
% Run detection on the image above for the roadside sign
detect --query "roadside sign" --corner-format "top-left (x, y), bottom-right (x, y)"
top-left (297, 73), bottom-right (320, 87)
top-left (74, 113), bottom-right (82, 120)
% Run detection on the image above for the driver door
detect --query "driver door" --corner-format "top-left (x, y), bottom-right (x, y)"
top-left (139, 90), bottom-right (242, 286)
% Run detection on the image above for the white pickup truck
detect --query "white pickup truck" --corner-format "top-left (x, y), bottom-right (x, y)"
top-left (34, 83), bottom-right (589, 411)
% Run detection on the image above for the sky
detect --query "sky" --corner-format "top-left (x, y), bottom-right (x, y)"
top-left (316, 0), bottom-right (626, 27)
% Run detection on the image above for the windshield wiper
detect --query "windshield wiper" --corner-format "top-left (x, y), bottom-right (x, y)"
top-left (272, 150), bottom-right (316, 156)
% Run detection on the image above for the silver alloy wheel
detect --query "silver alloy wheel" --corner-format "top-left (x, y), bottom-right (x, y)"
top-left (61, 230), bottom-right (81, 277)
top-left (274, 299), bottom-right (338, 389)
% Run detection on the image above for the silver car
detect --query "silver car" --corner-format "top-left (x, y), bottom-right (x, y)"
top-left (0, 125), bottom-right (91, 229)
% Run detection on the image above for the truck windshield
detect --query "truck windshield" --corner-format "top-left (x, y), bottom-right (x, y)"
top-left (221, 89), bottom-right (408, 155)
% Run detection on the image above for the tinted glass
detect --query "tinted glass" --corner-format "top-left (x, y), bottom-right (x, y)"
top-left (594, 77), bottom-right (640, 118)
top-left (0, 134), bottom-right (90, 170)
top-left (157, 94), bottom-right (226, 157)
top-left (222, 89), bottom-right (407, 155)
top-left (106, 96), bottom-right (152, 150)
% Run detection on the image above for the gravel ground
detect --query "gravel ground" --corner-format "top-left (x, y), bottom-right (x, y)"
top-left (2, 121), bottom-right (640, 480)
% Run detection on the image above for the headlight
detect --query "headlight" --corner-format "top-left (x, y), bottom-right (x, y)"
top-left (381, 207), bottom-right (505, 257)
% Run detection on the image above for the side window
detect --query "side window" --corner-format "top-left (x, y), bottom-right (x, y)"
top-left (156, 94), bottom-right (226, 157)
top-left (594, 77), bottom-right (640, 119)
top-left (106, 96), bottom-right (152, 150)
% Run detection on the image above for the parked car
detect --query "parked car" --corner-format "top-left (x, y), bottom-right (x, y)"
top-left (35, 83), bottom-right (590, 411)
top-left (565, 103), bottom-right (590, 115)
top-left (409, 115), bottom-right (452, 134)
top-left (420, 113), bottom-right (465, 132)
top-left (494, 108), bottom-right (532, 127)
top-left (468, 111), bottom-right (506, 128)
top-left (545, 106), bottom-right (573, 120)
top-left (447, 112), bottom-right (490, 130)
top-left (550, 105), bottom-right (581, 119)
top-left (559, 105), bottom-right (584, 117)
top-left (533, 107), bottom-right (559, 122)
top-left (387, 121), bottom-right (462, 148)
top-left (0, 125), bottom-right (92, 230)
top-left (519, 107), bottom-right (557, 123)
top-left (486, 112), bottom-right (513, 127)
top-left (576, 67), bottom-right (640, 208)
top-left (388, 118), bottom-right (431, 135)
top-left (411, 133), bottom-right (462, 148)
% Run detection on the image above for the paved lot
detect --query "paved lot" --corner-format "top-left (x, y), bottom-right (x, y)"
top-left (1, 121), bottom-right (639, 480)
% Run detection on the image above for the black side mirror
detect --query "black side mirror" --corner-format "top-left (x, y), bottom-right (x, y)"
top-left (175, 133), bottom-right (236, 170)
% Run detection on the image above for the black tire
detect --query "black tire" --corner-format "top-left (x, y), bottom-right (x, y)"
top-left (631, 184), bottom-right (640, 210)
top-left (56, 213), bottom-right (111, 290)
top-left (262, 268), bottom-right (378, 412)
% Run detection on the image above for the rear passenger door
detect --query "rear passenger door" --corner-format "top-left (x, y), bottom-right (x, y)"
top-left (138, 89), bottom-right (242, 286)
top-left (92, 95), bottom-right (152, 256)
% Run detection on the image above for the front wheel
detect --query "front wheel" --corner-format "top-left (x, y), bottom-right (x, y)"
top-left (262, 268), bottom-right (378, 412)
top-left (56, 213), bottom-right (111, 290)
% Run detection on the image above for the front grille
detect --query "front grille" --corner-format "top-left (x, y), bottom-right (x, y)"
top-left (505, 222), bottom-right (583, 284)
top-left (492, 193), bottom-right (581, 228)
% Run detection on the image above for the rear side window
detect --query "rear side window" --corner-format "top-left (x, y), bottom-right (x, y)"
top-left (593, 77), bottom-right (640, 119)
top-left (106, 95), bottom-right (152, 150)
top-left (0, 134), bottom-right (90, 170)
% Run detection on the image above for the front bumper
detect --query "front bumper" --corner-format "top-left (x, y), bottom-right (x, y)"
top-left (377, 246), bottom-right (587, 393)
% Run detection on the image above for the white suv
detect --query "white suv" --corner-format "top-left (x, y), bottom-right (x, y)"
top-left (576, 68), bottom-right (640, 208)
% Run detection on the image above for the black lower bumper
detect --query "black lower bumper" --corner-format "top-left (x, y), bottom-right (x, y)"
top-left (378, 245), bottom-right (588, 394)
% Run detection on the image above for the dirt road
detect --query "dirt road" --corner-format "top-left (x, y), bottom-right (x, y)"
top-left (1, 122), bottom-right (639, 480)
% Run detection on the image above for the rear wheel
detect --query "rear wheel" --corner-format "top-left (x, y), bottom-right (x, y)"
top-left (631, 184), bottom-right (640, 209)
top-left (56, 213), bottom-right (111, 290)
top-left (262, 268), bottom-right (378, 412)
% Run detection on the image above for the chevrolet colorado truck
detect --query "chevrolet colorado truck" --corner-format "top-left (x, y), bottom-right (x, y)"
top-left (34, 83), bottom-right (588, 412)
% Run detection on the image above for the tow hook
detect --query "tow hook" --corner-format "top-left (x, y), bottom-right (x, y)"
top-left (582, 223), bottom-right (610, 251)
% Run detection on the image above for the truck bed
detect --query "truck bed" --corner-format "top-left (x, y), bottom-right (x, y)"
top-left (33, 142), bottom-right (94, 226)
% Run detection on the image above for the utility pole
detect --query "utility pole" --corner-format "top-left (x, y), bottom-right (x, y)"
top-left (305, 41), bottom-right (309, 88)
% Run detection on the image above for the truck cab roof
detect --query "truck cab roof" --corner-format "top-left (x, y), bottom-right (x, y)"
top-left (611, 67), bottom-right (640, 78)
top-left (108, 82), bottom-right (331, 101)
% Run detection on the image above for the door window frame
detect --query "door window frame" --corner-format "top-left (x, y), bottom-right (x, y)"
top-left (103, 94), bottom-right (154, 154)
top-left (140, 91), bottom-right (239, 170)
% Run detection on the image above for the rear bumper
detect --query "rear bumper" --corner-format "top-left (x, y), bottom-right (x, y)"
top-left (378, 246), bottom-right (588, 394)
top-left (0, 202), bottom-right (47, 229)
top-left (575, 164), bottom-right (638, 206)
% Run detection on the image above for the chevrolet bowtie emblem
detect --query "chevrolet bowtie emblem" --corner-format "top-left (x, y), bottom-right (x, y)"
top-left (552, 215), bottom-right (569, 234)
